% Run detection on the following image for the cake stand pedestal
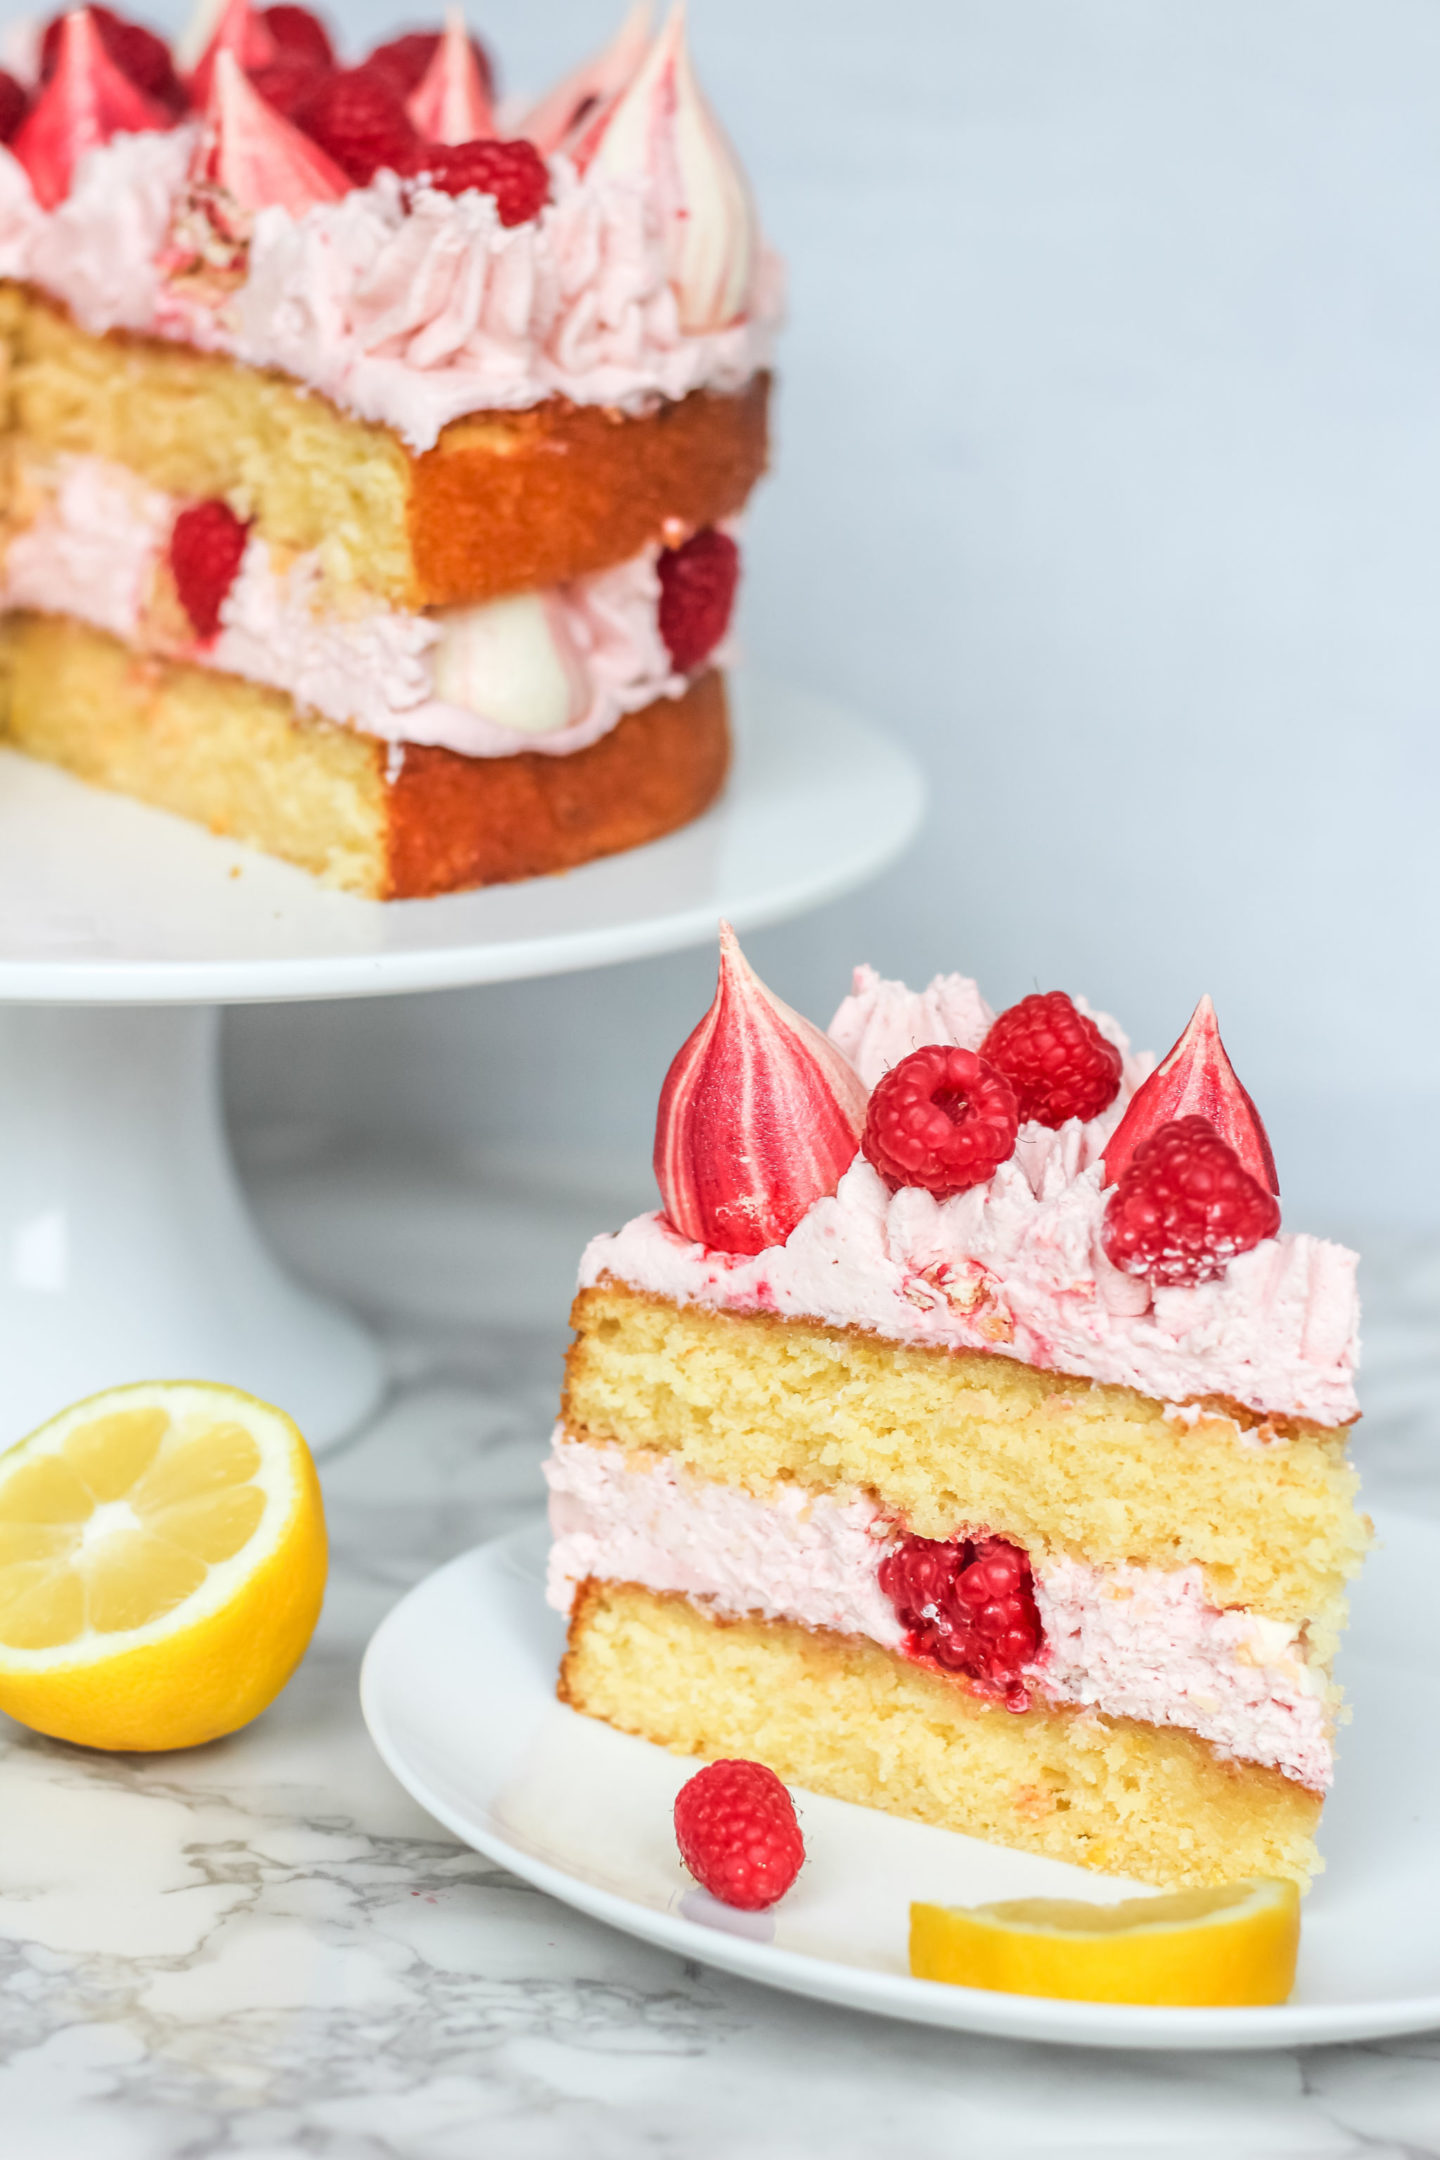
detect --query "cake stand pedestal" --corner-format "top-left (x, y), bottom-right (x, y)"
top-left (0, 676), bottom-right (924, 1452)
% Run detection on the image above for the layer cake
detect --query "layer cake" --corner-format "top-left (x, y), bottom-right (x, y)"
top-left (550, 931), bottom-right (1367, 1890)
top-left (0, 4), bottom-right (778, 893)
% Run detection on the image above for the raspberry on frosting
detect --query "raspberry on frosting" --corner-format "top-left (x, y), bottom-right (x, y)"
top-left (0, 70), bottom-right (27, 144)
top-left (40, 6), bottom-right (188, 117)
top-left (262, 5), bottom-right (335, 71)
top-left (357, 28), bottom-right (495, 107)
top-left (861, 1044), bottom-right (1019, 1197)
top-left (293, 67), bottom-right (419, 185)
top-left (673, 1758), bottom-right (805, 1910)
top-left (981, 990), bottom-right (1123, 1130)
top-left (400, 138), bottom-right (550, 226)
top-left (657, 528), bottom-right (740, 674)
top-left (1101, 1114), bottom-right (1281, 1288)
top-left (169, 500), bottom-right (250, 643)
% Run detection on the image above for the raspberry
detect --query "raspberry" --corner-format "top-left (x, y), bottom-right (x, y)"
top-left (400, 137), bottom-right (550, 226)
top-left (169, 500), bottom-right (250, 643)
top-left (657, 528), bottom-right (740, 673)
top-left (673, 1759), bottom-right (805, 1911)
top-left (0, 69), bottom-right (27, 144)
top-left (358, 28), bottom-right (495, 105)
top-left (861, 1044), bottom-right (1019, 1197)
top-left (981, 991), bottom-right (1123, 1130)
top-left (250, 53), bottom-right (327, 120)
top-left (880, 1532), bottom-right (1042, 1709)
top-left (293, 68), bottom-right (418, 186)
top-left (1101, 1114), bottom-right (1281, 1288)
top-left (261, 5), bottom-right (334, 70)
top-left (41, 7), bottom-right (187, 115)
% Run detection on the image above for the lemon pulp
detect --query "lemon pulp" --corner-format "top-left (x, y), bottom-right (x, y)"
top-left (0, 1381), bottom-right (326, 1751)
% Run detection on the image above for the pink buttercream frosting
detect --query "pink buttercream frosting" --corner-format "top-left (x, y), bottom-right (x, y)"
top-left (580, 967), bottom-right (1361, 1426)
top-left (3, 453), bottom-right (718, 757)
top-left (0, 91), bottom-right (780, 454)
top-left (545, 1436), bottom-right (1333, 1787)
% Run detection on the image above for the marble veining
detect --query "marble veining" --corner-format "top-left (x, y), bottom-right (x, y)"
top-left (1, 1153), bottom-right (1438, 2158)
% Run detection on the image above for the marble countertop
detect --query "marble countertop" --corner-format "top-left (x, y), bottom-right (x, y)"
top-left (3, 1150), bottom-right (1439, 2160)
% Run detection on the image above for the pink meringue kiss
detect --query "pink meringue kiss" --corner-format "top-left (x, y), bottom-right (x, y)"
top-left (405, 8), bottom-right (495, 148)
top-left (186, 0), bottom-right (278, 111)
top-left (1103, 994), bottom-right (1279, 1194)
top-left (522, 2), bottom-right (654, 159)
top-left (193, 49), bottom-right (348, 218)
top-left (15, 8), bottom-right (172, 209)
top-left (655, 923), bottom-right (869, 1256)
top-left (585, 5), bottom-right (757, 333)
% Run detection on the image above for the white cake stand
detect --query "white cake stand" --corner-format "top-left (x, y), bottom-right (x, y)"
top-left (0, 676), bottom-right (924, 1452)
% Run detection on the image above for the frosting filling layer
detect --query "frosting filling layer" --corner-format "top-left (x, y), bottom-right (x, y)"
top-left (3, 454), bottom-right (722, 758)
top-left (545, 1435), bottom-right (1334, 1790)
top-left (580, 968), bottom-right (1360, 1427)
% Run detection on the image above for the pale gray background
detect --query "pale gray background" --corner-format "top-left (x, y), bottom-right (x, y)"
top-left (225, 0), bottom-right (1440, 1236)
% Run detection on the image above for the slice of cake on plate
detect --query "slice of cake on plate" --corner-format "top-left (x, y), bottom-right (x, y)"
top-left (0, 3), bottom-right (777, 894)
top-left (550, 927), bottom-right (1367, 1890)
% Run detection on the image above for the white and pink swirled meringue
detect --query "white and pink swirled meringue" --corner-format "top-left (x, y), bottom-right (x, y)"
top-left (0, 8), bottom-right (780, 452)
top-left (582, 966), bottom-right (1361, 1427)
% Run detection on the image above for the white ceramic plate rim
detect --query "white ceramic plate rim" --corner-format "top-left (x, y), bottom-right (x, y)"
top-left (0, 676), bottom-right (924, 1002)
top-left (360, 1515), bottom-right (1440, 2052)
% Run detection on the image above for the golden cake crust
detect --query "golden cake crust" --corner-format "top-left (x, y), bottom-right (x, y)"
top-left (3, 613), bottom-right (730, 897)
top-left (9, 289), bottom-right (771, 607)
top-left (560, 1577), bottom-right (1324, 1890)
top-left (385, 669), bottom-right (730, 896)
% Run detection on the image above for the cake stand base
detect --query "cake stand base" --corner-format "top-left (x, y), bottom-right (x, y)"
top-left (0, 1005), bottom-right (384, 1454)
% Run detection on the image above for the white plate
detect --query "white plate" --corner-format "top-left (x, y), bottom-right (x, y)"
top-left (0, 675), bottom-right (923, 1002)
top-left (360, 1508), bottom-right (1440, 2050)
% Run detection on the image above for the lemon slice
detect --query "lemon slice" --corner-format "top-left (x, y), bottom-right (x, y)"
top-left (910, 1878), bottom-right (1300, 2007)
top-left (0, 1380), bottom-right (327, 1752)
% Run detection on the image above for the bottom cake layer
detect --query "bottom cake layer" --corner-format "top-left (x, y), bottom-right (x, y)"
top-left (560, 1579), bottom-right (1323, 1890)
top-left (2, 615), bottom-right (730, 898)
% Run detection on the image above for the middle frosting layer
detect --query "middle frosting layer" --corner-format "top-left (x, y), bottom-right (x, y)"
top-left (3, 454), bottom-right (720, 757)
top-left (545, 1434), bottom-right (1334, 1790)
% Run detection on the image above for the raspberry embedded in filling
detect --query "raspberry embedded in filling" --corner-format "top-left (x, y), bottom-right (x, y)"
top-left (878, 1531), bottom-right (1043, 1711)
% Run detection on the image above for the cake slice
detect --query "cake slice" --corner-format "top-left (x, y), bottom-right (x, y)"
top-left (550, 928), bottom-right (1367, 1890)
top-left (0, 5), bottom-right (777, 894)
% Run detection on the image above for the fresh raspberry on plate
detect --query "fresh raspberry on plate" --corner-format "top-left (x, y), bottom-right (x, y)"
top-left (673, 1758), bottom-right (805, 1911)
top-left (400, 137), bottom-right (549, 225)
top-left (1101, 1114), bottom-right (1281, 1287)
top-left (0, 69), bottom-right (27, 143)
top-left (861, 1044), bottom-right (1019, 1197)
top-left (657, 528), bottom-right (740, 674)
top-left (169, 500), bottom-right (250, 644)
top-left (41, 6), bottom-right (187, 114)
top-left (881, 1532), bottom-right (1042, 1708)
top-left (981, 991), bottom-right (1123, 1130)
top-left (293, 68), bottom-right (418, 185)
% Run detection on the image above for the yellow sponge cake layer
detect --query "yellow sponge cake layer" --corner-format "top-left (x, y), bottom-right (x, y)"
top-left (563, 1282), bottom-right (1368, 1645)
top-left (561, 1579), bottom-right (1324, 1890)
top-left (10, 293), bottom-right (770, 609)
top-left (4, 616), bottom-right (730, 898)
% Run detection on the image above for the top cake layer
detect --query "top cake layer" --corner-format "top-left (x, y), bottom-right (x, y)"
top-left (582, 960), bottom-right (1361, 1429)
top-left (0, 7), bottom-right (781, 452)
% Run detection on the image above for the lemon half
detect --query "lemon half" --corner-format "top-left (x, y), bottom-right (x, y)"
top-left (910, 1878), bottom-right (1301, 2007)
top-left (0, 1380), bottom-right (327, 1752)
